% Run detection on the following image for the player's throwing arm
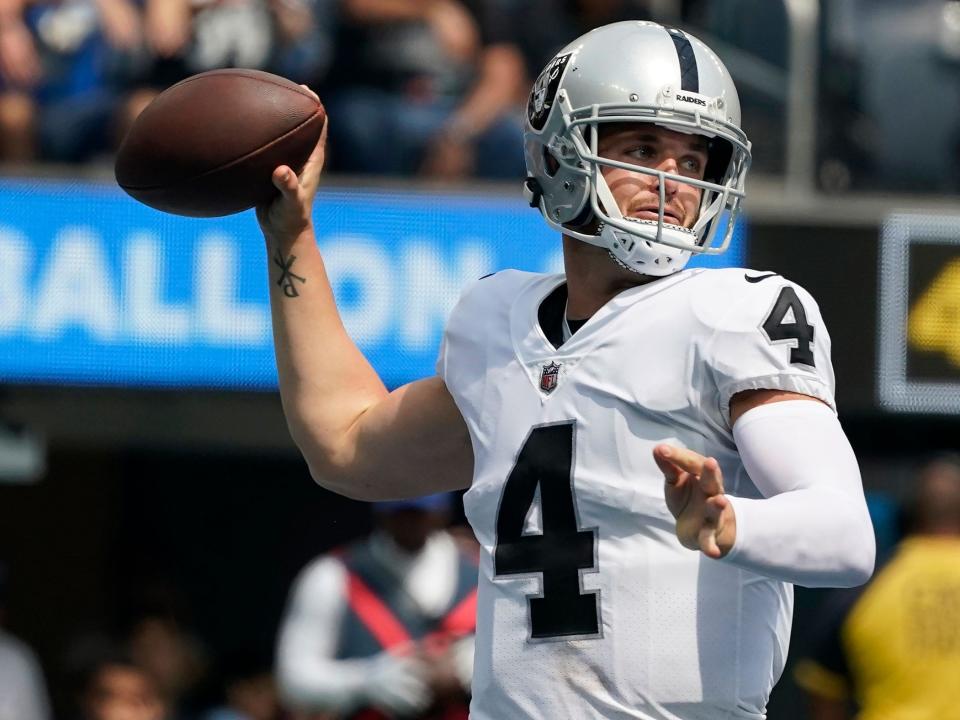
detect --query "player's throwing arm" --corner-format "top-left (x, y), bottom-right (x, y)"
top-left (256, 97), bottom-right (473, 501)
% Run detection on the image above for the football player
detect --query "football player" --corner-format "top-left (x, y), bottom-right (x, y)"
top-left (257, 21), bottom-right (875, 720)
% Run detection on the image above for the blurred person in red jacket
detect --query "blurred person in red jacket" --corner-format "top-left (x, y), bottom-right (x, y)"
top-left (276, 494), bottom-right (477, 720)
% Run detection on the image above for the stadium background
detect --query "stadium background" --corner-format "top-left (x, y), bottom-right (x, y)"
top-left (2, 0), bottom-right (960, 718)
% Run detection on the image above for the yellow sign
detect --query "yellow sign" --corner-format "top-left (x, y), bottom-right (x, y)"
top-left (908, 259), bottom-right (960, 366)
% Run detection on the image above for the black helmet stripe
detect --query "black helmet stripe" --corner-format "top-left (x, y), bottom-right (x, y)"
top-left (664, 26), bottom-right (699, 93)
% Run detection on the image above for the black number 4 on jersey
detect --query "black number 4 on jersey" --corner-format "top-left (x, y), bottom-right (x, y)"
top-left (494, 422), bottom-right (601, 640)
top-left (761, 286), bottom-right (816, 367)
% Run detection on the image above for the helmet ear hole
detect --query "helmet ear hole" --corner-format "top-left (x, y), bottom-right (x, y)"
top-left (543, 147), bottom-right (559, 177)
top-left (566, 202), bottom-right (595, 230)
top-left (704, 138), bottom-right (733, 184)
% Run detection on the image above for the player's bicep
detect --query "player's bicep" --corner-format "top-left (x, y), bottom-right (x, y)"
top-left (321, 375), bottom-right (473, 500)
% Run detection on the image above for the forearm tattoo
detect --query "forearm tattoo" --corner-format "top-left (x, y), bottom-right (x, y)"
top-left (273, 249), bottom-right (307, 298)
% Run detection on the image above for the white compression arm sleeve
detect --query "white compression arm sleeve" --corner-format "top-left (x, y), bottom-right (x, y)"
top-left (723, 400), bottom-right (875, 588)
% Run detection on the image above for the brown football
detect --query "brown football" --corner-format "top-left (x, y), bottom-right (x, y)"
top-left (115, 69), bottom-right (325, 217)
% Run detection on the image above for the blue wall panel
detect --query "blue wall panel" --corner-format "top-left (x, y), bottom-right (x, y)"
top-left (0, 179), bottom-right (745, 389)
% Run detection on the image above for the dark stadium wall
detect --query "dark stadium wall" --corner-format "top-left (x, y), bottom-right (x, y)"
top-left (0, 449), bottom-right (122, 711)
top-left (0, 446), bottom-right (372, 717)
top-left (748, 222), bottom-right (878, 413)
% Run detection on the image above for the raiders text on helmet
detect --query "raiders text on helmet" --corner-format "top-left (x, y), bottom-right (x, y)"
top-left (523, 21), bottom-right (752, 276)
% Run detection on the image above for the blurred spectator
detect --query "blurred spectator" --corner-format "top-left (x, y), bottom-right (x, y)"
top-left (126, 606), bottom-right (210, 720)
top-left (324, 0), bottom-right (526, 180)
top-left (853, 0), bottom-right (960, 193)
top-left (0, 0), bottom-right (39, 161)
top-left (202, 650), bottom-right (282, 720)
top-left (795, 454), bottom-right (960, 720)
top-left (0, 0), bottom-right (150, 163)
top-left (0, 0), bottom-right (318, 164)
top-left (268, 0), bottom-right (335, 86)
top-left (141, 0), bottom-right (273, 77)
top-left (276, 494), bottom-right (477, 719)
top-left (489, 1), bottom-right (655, 172)
top-left (0, 560), bottom-right (52, 720)
top-left (116, 0), bottom-right (279, 153)
top-left (0, 0), bottom-right (158, 163)
top-left (506, 0), bottom-right (653, 82)
top-left (68, 642), bottom-right (168, 720)
top-left (813, 0), bottom-right (874, 193)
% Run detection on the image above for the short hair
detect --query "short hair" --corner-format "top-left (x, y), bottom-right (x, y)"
top-left (900, 454), bottom-right (960, 534)
top-left (64, 636), bottom-right (143, 700)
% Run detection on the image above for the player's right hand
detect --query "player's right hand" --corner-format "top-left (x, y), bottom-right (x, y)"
top-left (364, 651), bottom-right (432, 715)
top-left (256, 88), bottom-right (328, 243)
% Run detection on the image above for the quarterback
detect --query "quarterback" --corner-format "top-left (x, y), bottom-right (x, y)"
top-left (257, 21), bottom-right (875, 720)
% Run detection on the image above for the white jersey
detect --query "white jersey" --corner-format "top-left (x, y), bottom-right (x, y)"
top-left (436, 268), bottom-right (836, 720)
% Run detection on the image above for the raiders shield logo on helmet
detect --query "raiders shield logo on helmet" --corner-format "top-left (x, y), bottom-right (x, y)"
top-left (539, 361), bottom-right (561, 394)
top-left (528, 53), bottom-right (571, 131)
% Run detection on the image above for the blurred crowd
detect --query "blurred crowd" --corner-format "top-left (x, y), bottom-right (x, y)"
top-left (0, 494), bottom-right (482, 720)
top-left (0, 0), bottom-right (655, 181)
top-left (2, 0), bottom-right (957, 192)
top-left (0, 0), bottom-right (332, 166)
top-left (1, 568), bottom-right (278, 720)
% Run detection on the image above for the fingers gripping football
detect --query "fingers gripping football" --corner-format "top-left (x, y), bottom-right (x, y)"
top-left (276, 85), bottom-right (326, 196)
top-left (257, 86), bottom-right (328, 241)
top-left (654, 445), bottom-right (736, 559)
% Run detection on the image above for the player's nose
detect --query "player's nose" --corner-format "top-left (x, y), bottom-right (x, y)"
top-left (653, 158), bottom-right (681, 197)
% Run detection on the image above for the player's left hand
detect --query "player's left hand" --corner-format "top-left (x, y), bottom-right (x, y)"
top-left (654, 444), bottom-right (737, 559)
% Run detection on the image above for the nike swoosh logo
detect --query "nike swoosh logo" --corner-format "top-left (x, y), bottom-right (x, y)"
top-left (744, 272), bottom-right (779, 283)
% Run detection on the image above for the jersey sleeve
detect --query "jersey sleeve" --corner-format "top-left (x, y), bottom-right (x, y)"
top-left (435, 270), bottom-right (533, 440)
top-left (435, 270), bottom-right (515, 386)
top-left (435, 326), bottom-right (450, 382)
top-left (435, 275), bottom-right (488, 383)
top-left (704, 276), bottom-right (836, 425)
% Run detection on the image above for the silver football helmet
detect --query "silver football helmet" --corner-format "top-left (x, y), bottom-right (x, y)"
top-left (523, 21), bottom-right (751, 276)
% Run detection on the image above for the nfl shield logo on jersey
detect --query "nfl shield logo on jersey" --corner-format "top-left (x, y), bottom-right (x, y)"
top-left (539, 362), bottom-right (561, 394)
